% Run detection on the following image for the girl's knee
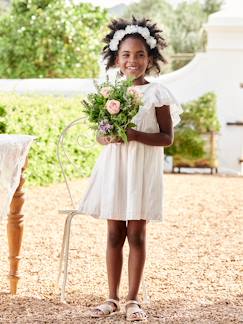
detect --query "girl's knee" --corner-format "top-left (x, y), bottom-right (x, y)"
top-left (127, 231), bottom-right (146, 248)
top-left (108, 231), bottom-right (126, 248)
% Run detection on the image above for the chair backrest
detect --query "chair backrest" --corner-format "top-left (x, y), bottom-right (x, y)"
top-left (57, 116), bottom-right (99, 209)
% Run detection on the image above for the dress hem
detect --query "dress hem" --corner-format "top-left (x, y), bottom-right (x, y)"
top-left (78, 209), bottom-right (163, 222)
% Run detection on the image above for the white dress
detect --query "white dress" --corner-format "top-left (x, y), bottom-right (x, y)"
top-left (78, 82), bottom-right (183, 222)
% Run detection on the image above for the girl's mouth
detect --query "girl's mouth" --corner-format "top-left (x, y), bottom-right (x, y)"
top-left (126, 66), bottom-right (139, 71)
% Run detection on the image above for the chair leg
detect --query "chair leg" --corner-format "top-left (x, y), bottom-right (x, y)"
top-left (60, 212), bottom-right (76, 303)
top-left (142, 277), bottom-right (150, 304)
top-left (57, 215), bottom-right (70, 285)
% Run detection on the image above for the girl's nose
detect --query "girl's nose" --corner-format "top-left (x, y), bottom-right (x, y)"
top-left (128, 56), bottom-right (137, 64)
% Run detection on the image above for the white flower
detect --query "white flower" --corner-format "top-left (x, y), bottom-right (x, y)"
top-left (137, 26), bottom-right (150, 38)
top-left (147, 37), bottom-right (157, 49)
top-left (109, 25), bottom-right (157, 51)
top-left (115, 30), bottom-right (126, 41)
top-left (109, 30), bottom-right (126, 51)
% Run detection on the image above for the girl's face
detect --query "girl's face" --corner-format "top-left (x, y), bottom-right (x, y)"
top-left (115, 37), bottom-right (151, 85)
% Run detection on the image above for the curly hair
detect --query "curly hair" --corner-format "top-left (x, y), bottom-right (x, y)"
top-left (102, 17), bottom-right (167, 75)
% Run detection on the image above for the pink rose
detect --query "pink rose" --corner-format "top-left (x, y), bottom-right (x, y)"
top-left (100, 86), bottom-right (111, 98)
top-left (106, 99), bottom-right (121, 115)
top-left (127, 86), bottom-right (143, 101)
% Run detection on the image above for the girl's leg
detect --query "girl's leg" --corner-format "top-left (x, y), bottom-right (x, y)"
top-left (91, 220), bottom-right (127, 317)
top-left (106, 220), bottom-right (127, 300)
top-left (127, 220), bottom-right (146, 300)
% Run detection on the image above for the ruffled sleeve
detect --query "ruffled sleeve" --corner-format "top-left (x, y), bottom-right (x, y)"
top-left (154, 83), bottom-right (183, 127)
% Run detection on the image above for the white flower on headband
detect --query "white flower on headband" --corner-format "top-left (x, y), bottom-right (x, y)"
top-left (109, 25), bottom-right (157, 51)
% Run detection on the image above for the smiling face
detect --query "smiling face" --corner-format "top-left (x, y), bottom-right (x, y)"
top-left (115, 36), bottom-right (151, 85)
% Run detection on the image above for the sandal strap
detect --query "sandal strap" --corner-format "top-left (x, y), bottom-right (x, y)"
top-left (126, 300), bottom-right (146, 320)
top-left (106, 298), bottom-right (120, 311)
top-left (125, 299), bottom-right (140, 307)
top-left (94, 303), bottom-right (113, 315)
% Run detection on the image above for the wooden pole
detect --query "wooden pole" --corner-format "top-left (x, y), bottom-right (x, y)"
top-left (7, 158), bottom-right (28, 294)
top-left (209, 131), bottom-right (217, 170)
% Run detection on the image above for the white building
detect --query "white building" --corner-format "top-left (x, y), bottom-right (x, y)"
top-left (158, 0), bottom-right (243, 174)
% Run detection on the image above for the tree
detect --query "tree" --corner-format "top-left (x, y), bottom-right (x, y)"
top-left (123, 0), bottom-right (223, 71)
top-left (0, 0), bottom-right (109, 78)
top-left (124, 0), bottom-right (175, 36)
top-left (203, 0), bottom-right (223, 15)
top-left (171, 1), bottom-right (206, 54)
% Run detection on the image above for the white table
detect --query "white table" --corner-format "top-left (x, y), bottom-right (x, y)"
top-left (0, 134), bottom-right (35, 294)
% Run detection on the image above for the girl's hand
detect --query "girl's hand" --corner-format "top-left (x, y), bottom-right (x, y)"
top-left (97, 135), bottom-right (123, 145)
top-left (126, 128), bottom-right (138, 141)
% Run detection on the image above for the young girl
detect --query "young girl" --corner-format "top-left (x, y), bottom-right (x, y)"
top-left (78, 17), bottom-right (182, 322)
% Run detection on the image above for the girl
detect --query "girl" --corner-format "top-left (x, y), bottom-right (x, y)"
top-left (78, 17), bottom-right (182, 322)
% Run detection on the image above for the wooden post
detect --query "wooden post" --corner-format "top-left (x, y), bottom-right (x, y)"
top-left (7, 158), bottom-right (28, 294)
top-left (209, 131), bottom-right (217, 170)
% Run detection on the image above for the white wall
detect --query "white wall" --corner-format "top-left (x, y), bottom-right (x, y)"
top-left (157, 1), bottom-right (243, 174)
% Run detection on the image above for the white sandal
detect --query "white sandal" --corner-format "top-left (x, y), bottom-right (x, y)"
top-left (125, 300), bottom-right (147, 322)
top-left (90, 298), bottom-right (120, 318)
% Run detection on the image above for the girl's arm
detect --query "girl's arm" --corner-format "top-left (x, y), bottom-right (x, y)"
top-left (126, 105), bottom-right (173, 147)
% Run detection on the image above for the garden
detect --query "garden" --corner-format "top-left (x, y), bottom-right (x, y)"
top-left (0, 0), bottom-right (242, 323)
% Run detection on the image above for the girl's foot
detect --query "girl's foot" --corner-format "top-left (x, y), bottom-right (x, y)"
top-left (125, 300), bottom-right (147, 322)
top-left (90, 298), bottom-right (120, 318)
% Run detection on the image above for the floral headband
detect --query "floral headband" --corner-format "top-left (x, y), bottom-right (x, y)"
top-left (109, 25), bottom-right (157, 51)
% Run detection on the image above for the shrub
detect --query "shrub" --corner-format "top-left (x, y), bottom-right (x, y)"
top-left (0, 93), bottom-right (101, 186)
top-left (0, 104), bottom-right (7, 132)
top-left (165, 92), bottom-right (221, 161)
top-left (0, 0), bottom-right (108, 78)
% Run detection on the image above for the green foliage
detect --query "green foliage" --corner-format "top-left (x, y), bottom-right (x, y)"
top-left (180, 92), bottom-right (221, 133)
top-left (0, 93), bottom-right (101, 186)
top-left (171, 1), bottom-right (206, 54)
top-left (0, 104), bottom-right (7, 132)
top-left (166, 127), bottom-right (205, 159)
top-left (0, 0), bottom-right (108, 78)
top-left (83, 78), bottom-right (141, 143)
top-left (124, 0), bottom-right (175, 36)
top-left (165, 92), bottom-right (220, 160)
top-left (203, 0), bottom-right (223, 15)
top-left (123, 0), bottom-right (223, 71)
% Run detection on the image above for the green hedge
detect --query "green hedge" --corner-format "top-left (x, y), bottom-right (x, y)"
top-left (1, 91), bottom-right (221, 186)
top-left (0, 93), bottom-right (101, 186)
top-left (0, 1), bottom-right (108, 78)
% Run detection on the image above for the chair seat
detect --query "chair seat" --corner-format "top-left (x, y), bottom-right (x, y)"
top-left (58, 209), bottom-right (82, 214)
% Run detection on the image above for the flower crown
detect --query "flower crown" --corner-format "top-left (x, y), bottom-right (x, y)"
top-left (109, 25), bottom-right (157, 51)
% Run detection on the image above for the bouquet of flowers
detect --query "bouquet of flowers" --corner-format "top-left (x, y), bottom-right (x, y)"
top-left (82, 78), bottom-right (143, 143)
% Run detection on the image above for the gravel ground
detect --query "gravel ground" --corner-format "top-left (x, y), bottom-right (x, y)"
top-left (0, 174), bottom-right (242, 324)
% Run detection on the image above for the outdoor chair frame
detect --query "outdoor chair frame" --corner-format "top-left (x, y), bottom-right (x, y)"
top-left (56, 116), bottom-right (90, 302)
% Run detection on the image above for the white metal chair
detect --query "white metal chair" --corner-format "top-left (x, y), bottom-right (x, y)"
top-left (56, 116), bottom-right (149, 304)
top-left (56, 116), bottom-right (98, 302)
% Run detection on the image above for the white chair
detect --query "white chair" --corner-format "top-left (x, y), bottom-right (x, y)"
top-left (56, 116), bottom-right (97, 302)
top-left (56, 116), bottom-right (149, 304)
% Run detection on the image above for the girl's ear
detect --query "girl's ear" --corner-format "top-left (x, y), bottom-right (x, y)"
top-left (146, 56), bottom-right (153, 74)
top-left (115, 55), bottom-right (120, 67)
top-left (148, 56), bottom-right (153, 69)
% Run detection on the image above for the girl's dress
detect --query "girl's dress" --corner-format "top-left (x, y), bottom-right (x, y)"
top-left (78, 82), bottom-right (182, 222)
